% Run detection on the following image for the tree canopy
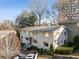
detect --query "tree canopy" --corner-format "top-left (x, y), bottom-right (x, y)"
top-left (16, 11), bottom-right (37, 28)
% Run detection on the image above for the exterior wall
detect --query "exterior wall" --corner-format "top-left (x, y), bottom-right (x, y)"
top-left (53, 26), bottom-right (68, 49)
top-left (20, 30), bottom-right (53, 50)
top-left (32, 32), bottom-right (53, 50)
top-left (20, 31), bottom-right (30, 44)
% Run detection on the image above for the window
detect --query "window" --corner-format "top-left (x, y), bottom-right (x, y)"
top-left (43, 32), bottom-right (49, 37)
top-left (33, 39), bottom-right (37, 43)
top-left (64, 40), bottom-right (66, 43)
top-left (25, 37), bottom-right (29, 40)
top-left (64, 32), bottom-right (67, 35)
top-left (44, 42), bottom-right (49, 47)
top-left (33, 32), bottom-right (37, 35)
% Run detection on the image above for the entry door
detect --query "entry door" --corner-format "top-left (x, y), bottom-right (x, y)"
top-left (30, 38), bottom-right (32, 44)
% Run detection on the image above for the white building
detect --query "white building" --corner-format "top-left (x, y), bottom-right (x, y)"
top-left (20, 25), bottom-right (68, 49)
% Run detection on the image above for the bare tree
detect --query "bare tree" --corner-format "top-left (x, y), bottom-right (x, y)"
top-left (30, 0), bottom-right (48, 25)
top-left (55, 0), bottom-right (79, 42)
top-left (0, 20), bottom-right (14, 30)
top-left (57, 0), bottom-right (77, 24)
top-left (45, 6), bottom-right (58, 25)
top-left (0, 33), bottom-right (21, 59)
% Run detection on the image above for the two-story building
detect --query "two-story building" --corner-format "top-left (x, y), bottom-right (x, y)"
top-left (20, 25), bottom-right (68, 49)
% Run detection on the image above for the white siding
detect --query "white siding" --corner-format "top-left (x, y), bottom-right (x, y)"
top-left (20, 31), bottom-right (30, 44)
top-left (32, 32), bottom-right (53, 50)
top-left (53, 26), bottom-right (68, 49)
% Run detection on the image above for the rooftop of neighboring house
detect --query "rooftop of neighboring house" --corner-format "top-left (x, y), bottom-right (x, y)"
top-left (21, 25), bottom-right (65, 32)
top-left (0, 30), bottom-right (16, 35)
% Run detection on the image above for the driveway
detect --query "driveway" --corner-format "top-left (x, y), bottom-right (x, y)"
top-left (38, 55), bottom-right (52, 59)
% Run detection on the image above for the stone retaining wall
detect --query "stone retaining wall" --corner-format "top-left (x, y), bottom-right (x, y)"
top-left (53, 54), bottom-right (79, 59)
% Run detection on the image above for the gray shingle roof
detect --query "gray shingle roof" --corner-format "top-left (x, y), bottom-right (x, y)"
top-left (21, 25), bottom-right (64, 32)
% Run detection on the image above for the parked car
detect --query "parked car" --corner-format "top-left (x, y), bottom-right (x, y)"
top-left (14, 52), bottom-right (38, 59)
top-left (14, 56), bottom-right (19, 59)
top-left (19, 53), bottom-right (26, 59)
top-left (26, 52), bottom-right (38, 59)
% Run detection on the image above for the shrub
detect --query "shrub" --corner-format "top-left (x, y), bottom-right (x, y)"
top-left (39, 48), bottom-right (43, 55)
top-left (43, 49), bottom-right (47, 54)
top-left (30, 46), bottom-right (53, 55)
top-left (54, 47), bottom-right (73, 55)
top-left (62, 42), bottom-right (74, 47)
top-left (73, 35), bottom-right (79, 45)
top-left (62, 42), bottom-right (77, 50)
top-left (30, 45), bottom-right (40, 51)
top-left (38, 48), bottom-right (53, 55)
top-left (50, 44), bottom-right (53, 52)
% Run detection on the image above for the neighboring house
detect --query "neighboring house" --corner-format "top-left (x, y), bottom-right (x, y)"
top-left (0, 30), bottom-right (21, 59)
top-left (0, 30), bottom-right (16, 37)
top-left (0, 30), bottom-right (17, 43)
top-left (20, 25), bottom-right (68, 49)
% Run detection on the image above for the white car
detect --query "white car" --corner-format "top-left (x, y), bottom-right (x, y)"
top-left (14, 56), bottom-right (19, 59)
top-left (26, 53), bottom-right (38, 59)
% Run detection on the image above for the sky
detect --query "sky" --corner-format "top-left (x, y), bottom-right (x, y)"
top-left (0, 0), bottom-right (57, 22)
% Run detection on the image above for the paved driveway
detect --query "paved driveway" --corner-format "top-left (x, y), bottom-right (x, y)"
top-left (38, 55), bottom-right (52, 59)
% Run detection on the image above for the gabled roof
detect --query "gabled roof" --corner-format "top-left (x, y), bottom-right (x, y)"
top-left (21, 25), bottom-right (65, 32)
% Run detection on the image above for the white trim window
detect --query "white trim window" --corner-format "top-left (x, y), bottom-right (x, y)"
top-left (43, 42), bottom-right (49, 47)
top-left (43, 32), bottom-right (49, 37)
top-left (33, 39), bottom-right (37, 43)
top-left (64, 32), bottom-right (67, 35)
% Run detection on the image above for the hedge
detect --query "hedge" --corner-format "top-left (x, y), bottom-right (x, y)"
top-left (62, 42), bottom-right (79, 50)
top-left (73, 35), bottom-right (79, 45)
top-left (62, 42), bottom-right (74, 47)
top-left (29, 45), bottom-right (53, 55)
top-left (54, 47), bottom-right (74, 55)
